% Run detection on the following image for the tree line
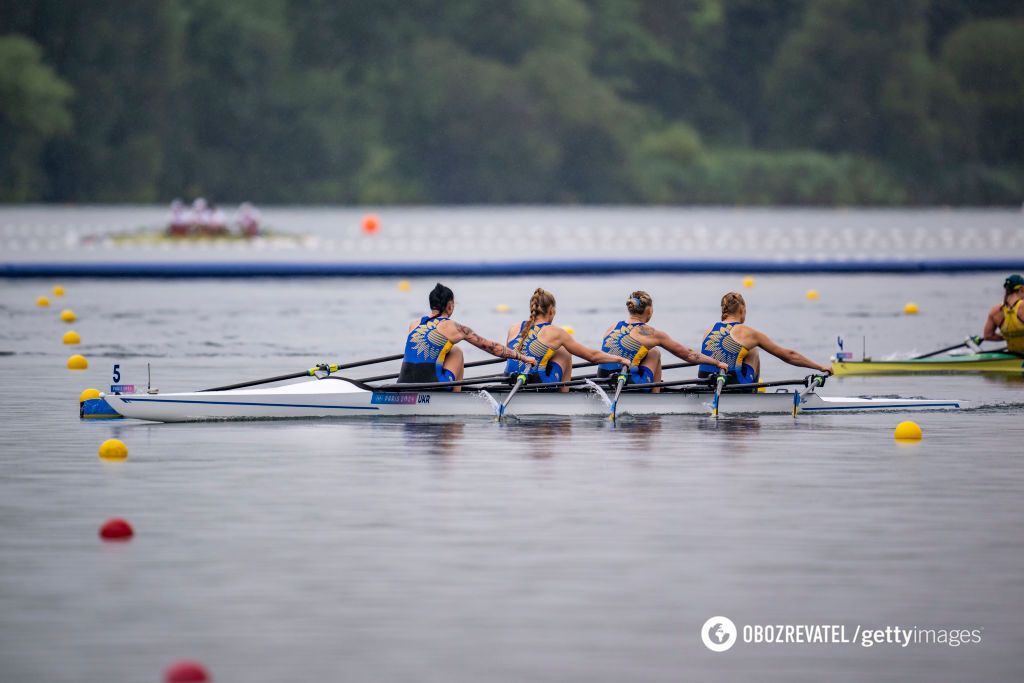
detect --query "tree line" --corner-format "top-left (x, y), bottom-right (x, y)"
top-left (1, 0), bottom-right (1022, 205)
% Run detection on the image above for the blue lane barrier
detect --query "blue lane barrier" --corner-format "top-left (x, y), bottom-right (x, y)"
top-left (4, 259), bottom-right (1023, 278)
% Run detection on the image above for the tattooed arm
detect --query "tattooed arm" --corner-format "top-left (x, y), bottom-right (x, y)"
top-left (449, 322), bottom-right (537, 365)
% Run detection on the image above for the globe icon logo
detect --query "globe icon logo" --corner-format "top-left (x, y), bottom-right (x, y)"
top-left (701, 616), bottom-right (738, 652)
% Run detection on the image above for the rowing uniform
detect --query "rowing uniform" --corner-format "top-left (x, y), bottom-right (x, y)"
top-left (596, 321), bottom-right (654, 385)
top-left (505, 321), bottom-right (562, 384)
top-left (397, 316), bottom-right (457, 385)
top-left (1000, 300), bottom-right (1024, 353)
top-left (698, 322), bottom-right (757, 384)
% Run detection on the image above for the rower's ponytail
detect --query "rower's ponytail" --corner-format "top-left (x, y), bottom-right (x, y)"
top-left (721, 292), bottom-right (745, 319)
top-left (428, 282), bottom-right (454, 318)
top-left (516, 288), bottom-right (556, 352)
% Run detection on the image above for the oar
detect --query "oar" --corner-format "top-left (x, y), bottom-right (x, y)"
top-left (201, 353), bottom-right (403, 392)
top-left (913, 336), bottom-right (982, 360)
top-left (710, 371), bottom-right (727, 418)
top-left (357, 357), bottom-right (515, 383)
top-left (498, 373), bottom-right (528, 419)
top-left (793, 373), bottom-right (829, 417)
top-left (607, 365), bottom-right (630, 421)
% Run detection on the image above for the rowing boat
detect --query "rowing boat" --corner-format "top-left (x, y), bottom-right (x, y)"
top-left (92, 378), bottom-right (964, 423)
top-left (832, 351), bottom-right (1023, 376)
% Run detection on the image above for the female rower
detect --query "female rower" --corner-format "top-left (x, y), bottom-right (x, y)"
top-left (697, 292), bottom-right (831, 385)
top-left (982, 274), bottom-right (1024, 353)
top-left (505, 288), bottom-right (628, 391)
top-left (397, 283), bottom-right (535, 390)
top-left (597, 291), bottom-right (727, 392)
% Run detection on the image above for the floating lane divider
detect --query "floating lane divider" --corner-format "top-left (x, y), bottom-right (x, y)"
top-left (5, 258), bottom-right (1024, 278)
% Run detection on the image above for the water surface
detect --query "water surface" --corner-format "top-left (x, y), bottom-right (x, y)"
top-left (1, 268), bottom-right (1022, 682)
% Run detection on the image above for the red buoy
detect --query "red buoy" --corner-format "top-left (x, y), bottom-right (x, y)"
top-left (165, 660), bottom-right (210, 682)
top-left (361, 214), bottom-right (380, 234)
top-left (99, 518), bottom-right (134, 541)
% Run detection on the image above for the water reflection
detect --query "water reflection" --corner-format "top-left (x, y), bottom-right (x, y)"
top-left (499, 417), bottom-right (574, 459)
top-left (399, 418), bottom-right (466, 457)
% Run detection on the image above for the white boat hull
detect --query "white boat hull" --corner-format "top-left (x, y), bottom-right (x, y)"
top-left (100, 378), bottom-right (965, 423)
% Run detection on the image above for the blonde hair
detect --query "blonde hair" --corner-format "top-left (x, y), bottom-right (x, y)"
top-left (516, 288), bottom-right (556, 352)
top-left (626, 290), bottom-right (652, 316)
top-left (721, 292), bottom-right (745, 319)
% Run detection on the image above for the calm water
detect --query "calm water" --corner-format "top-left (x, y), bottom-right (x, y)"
top-left (2, 265), bottom-right (1023, 679)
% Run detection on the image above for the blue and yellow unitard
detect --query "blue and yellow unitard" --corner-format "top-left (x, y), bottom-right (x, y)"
top-left (698, 322), bottom-right (757, 384)
top-left (397, 316), bottom-right (457, 384)
top-left (597, 321), bottom-right (654, 384)
top-left (505, 321), bottom-right (562, 384)
top-left (1001, 300), bottom-right (1024, 353)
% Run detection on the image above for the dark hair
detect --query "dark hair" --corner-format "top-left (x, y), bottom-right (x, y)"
top-left (429, 283), bottom-right (454, 316)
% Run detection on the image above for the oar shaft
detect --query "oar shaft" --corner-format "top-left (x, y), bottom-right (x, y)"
top-left (201, 353), bottom-right (404, 392)
top-left (372, 373), bottom-right (510, 391)
top-left (202, 370), bottom-right (313, 392)
top-left (913, 338), bottom-right (975, 360)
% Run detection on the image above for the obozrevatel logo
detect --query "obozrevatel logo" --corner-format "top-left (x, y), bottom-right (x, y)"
top-left (701, 616), bottom-right (738, 652)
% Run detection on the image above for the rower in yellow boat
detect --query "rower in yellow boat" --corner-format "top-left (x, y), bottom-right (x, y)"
top-left (698, 292), bottom-right (831, 386)
top-left (596, 290), bottom-right (726, 392)
top-left (982, 274), bottom-right (1024, 353)
top-left (505, 288), bottom-right (628, 391)
top-left (398, 283), bottom-right (535, 390)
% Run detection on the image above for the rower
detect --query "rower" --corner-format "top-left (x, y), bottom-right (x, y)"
top-left (982, 274), bottom-right (1024, 353)
top-left (596, 290), bottom-right (726, 392)
top-left (697, 292), bottom-right (831, 386)
top-left (397, 283), bottom-right (535, 391)
top-left (504, 288), bottom-right (628, 392)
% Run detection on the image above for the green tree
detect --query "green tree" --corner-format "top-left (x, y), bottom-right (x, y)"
top-left (0, 35), bottom-right (72, 200)
top-left (942, 19), bottom-right (1024, 164)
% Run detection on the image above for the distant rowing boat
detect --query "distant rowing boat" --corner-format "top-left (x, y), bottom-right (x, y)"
top-left (92, 378), bottom-right (964, 423)
top-left (75, 226), bottom-right (310, 247)
top-left (832, 351), bottom-right (1023, 376)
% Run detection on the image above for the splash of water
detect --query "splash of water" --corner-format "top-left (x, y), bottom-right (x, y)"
top-left (476, 390), bottom-right (501, 415)
top-left (583, 379), bottom-right (613, 411)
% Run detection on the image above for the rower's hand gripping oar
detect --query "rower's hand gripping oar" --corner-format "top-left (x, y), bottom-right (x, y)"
top-left (497, 373), bottom-right (528, 419)
top-left (710, 370), bottom-right (727, 418)
top-left (607, 364), bottom-right (630, 421)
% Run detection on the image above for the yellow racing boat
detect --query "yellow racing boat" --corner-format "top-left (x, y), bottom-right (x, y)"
top-left (832, 352), bottom-right (1023, 376)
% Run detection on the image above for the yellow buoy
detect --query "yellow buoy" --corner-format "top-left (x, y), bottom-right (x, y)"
top-left (742, 276), bottom-right (755, 289)
top-left (397, 279), bottom-right (411, 292)
top-left (563, 325), bottom-right (575, 336)
top-left (894, 421), bottom-right (922, 441)
top-left (36, 296), bottom-right (50, 307)
top-left (60, 309), bottom-right (77, 323)
top-left (67, 354), bottom-right (88, 370)
top-left (79, 388), bottom-right (101, 403)
top-left (53, 285), bottom-right (65, 296)
top-left (63, 330), bottom-right (81, 345)
top-left (98, 438), bottom-right (128, 461)
top-left (805, 289), bottom-right (819, 300)
top-left (903, 302), bottom-right (919, 315)
top-left (495, 303), bottom-right (510, 313)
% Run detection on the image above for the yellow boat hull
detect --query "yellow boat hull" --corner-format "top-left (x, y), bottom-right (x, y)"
top-left (832, 353), bottom-right (1023, 376)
